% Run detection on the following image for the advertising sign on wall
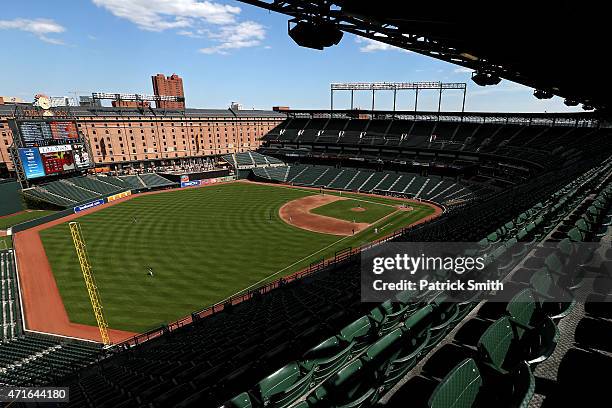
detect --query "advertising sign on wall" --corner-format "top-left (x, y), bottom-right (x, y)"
top-left (107, 191), bottom-right (132, 202)
top-left (74, 199), bottom-right (105, 213)
top-left (180, 176), bottom-right (234, 188)
top-left (180, 180), bottom-right (200, 188)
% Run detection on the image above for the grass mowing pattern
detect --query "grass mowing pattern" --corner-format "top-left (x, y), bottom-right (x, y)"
top-left (39, 182), bottom-right (435, 333)
top-left (0, 210), bottom-right (55, 230)
top-left (310, 199), bottom-right (395, 224)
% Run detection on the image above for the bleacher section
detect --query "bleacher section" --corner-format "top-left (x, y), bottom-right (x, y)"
top-left (1, 250), bottom-right (20, 340)
top-left (136, 174), bottom-right (175, 188)
top-left (0, 334), bottom-right (101, 386)
top-left (222, 151), bottom-right (285, 169)
top-left (21, 174), bottom-right (175, 208)
top-left (0, 250), bottom-right (102, 388)
top-left (252, 165), bottom-right (481, 205)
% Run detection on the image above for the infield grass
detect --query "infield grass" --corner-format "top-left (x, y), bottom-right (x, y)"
top-left (39, 182), bottom-right (435, 332)
top-left (310, 198), bottom-right (396, 224)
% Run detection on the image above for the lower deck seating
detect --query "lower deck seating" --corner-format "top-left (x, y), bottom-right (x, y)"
top-left (0, 250), bottom-right (20, 340)
top-left (22, 174), bottom-right (174, 208)
top-left (222, 152), bottom-right (286, 169)
top-left (137, 173), bottom-right (175, 188)
top-left (251, 165), bottom-right (481, 205)
top-left (0, 334), bottom-right (101, 386)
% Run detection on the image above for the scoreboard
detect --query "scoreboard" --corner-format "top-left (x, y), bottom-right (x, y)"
top-left (49, 121), bottom-right (79, 140)
top-left (19, 122), bottom-right (53, 145)
top-left (10, 118), bottom-right (93, 181)
top-left (18, 121), bottom-right (79, 147)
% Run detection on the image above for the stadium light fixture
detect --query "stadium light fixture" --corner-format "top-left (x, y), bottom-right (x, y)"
top-left (533, 89), bottom-right (553, 99)
top-left (582, 104), bottom-right (595, 111)
top-left (471, 71), bottom-right (502, 86)
top-left (288, 20), bottom-right (343, 50)
top-left (564, 99), bottom-right (579, 106)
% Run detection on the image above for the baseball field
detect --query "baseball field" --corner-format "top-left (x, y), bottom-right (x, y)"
top-left (36, 181), bottom-right (438, 333)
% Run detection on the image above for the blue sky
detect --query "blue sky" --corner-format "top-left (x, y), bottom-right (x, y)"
top-left (1, 0), bottom-right (580, 113)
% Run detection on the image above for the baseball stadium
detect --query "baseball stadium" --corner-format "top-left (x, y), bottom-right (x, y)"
top-left (0, 1), bottom-right (611, 408)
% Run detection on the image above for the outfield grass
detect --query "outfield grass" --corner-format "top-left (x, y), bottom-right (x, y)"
top-left (0, 210), bottom-right (55, 230)
top-left (310, 198), bottom-right (396, 224)
top-left (0, 236), bottom-right (11, 249)
top-left (39, 182), bottom-right (435, 333)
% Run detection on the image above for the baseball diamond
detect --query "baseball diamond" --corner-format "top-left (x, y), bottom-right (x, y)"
top-left (23, 181), bottom-right (439, 333)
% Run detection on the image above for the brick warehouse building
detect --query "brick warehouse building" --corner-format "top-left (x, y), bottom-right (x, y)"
top-left (0, 104), bottom-right (285, 175)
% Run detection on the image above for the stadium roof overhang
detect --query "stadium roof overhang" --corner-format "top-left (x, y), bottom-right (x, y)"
top-left (237, 1), bottom-right (611, 113)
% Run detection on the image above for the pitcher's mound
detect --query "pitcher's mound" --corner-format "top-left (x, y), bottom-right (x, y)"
top-left (350, 207), bottom-right (366, 212)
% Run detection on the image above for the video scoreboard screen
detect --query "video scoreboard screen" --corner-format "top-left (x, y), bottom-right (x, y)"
top-left (17, 143), bottom-right (92, 180)
top-left (10, 119), bottom-right (93, 180)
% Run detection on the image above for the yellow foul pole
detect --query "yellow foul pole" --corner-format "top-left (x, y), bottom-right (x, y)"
top-left (69, 221), bottom-right (110, 346)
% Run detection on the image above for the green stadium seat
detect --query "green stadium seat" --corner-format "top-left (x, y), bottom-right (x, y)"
top-left (301, 336), bottom-right (353, 382)
top-left (529, 269), bottom-right (575, 319)
top-left (369, 300), bottom-right (415, 335)
top-left (478, 317), bottom-right (522, 374)
top-left (567, 226), bottom-right (584, 242)
top-left (310, 357), bottom-right (379, 407)
top-left (505, 290), bottom-right (559, 364)
top-left (428, 358), bottom-right (482, 408)
top-left (225, 392), bottom-right (254, 408)
top-left (383, 306), bottom-right (434, 389)
top-left (486, 232), bottom-right (500, 244)
top-left (426, 297), bottom-right (460, 351)
top-left (255, 362), bottom-right (314, 408)
top-left (310, 329), bottom-right (404, 407)
top-left (475, 320), bottom-right (535, 406)
top-left (338, 316), bottom-right (376, 355)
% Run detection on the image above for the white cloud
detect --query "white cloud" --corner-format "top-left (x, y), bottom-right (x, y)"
top-left (0, 18), bottom-right (66, 44)
top-left (92, 0), bottom-right (241, 31)
top-left (355, 36), bottom-right (407, 53)
top-left (454, 67), bottom-right (473, 74)
top-left (199, 21), bottom-right (265, 54)
top-left (40, 36), bottom-right (66, 45)
top-left (93, 0), bottom-right (264, 54)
